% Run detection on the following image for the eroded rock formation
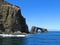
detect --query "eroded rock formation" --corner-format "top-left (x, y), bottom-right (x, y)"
top-left (30, 26), bottom-right (48, 34)
top-left (0, 0), bottom-right (29, 34)
top-left (0, 0), bottom-right (48, 34)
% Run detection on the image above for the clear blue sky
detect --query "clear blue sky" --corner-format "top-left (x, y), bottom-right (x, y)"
top-left (6, 0), bottom-right (60, 31)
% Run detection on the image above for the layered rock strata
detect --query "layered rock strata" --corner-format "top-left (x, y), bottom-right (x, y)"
top-left (0, 0), bottom-right (29, 34)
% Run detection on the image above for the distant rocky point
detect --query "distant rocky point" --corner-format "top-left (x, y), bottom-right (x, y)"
top-left (30, 26), bottom-right (48, 34)
top-left (0, 0), bottom-right (47, 34)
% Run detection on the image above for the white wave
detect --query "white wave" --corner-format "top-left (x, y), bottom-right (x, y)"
top-left (0, 34), bottom-right (26, 37)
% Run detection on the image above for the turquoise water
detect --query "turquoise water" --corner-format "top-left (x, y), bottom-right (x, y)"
top-left (0, 31), bottom-right (60, 45)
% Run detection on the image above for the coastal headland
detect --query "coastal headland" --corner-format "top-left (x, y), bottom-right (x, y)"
top-left (0, 0), bottom-right (47, 35)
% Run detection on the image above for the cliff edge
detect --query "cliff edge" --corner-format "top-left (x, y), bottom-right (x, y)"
top-left (0, 0), bottom-right (29, 34)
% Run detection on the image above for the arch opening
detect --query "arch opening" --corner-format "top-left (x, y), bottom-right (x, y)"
top-left (36, 29), bottom-right (41, 33)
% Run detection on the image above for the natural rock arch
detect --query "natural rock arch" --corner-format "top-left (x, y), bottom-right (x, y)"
top-left (30, 26), bottom-right (48, 34)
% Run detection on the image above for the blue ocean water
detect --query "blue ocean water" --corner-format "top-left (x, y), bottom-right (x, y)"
top-left (0, 31), bottom-right (60, 45)
top-left (26, 31), bottom-right (60, 45)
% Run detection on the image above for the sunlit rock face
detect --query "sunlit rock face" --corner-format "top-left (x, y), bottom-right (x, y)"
top-left (0, 0), bottom-right (29, 34)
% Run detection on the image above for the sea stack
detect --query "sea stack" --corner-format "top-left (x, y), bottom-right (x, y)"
top-left (30, 26), bottom-right (48, 34)
top-left (0, 0), bottom-right (29, 34)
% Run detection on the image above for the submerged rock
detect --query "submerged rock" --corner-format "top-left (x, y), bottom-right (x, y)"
top-left (0, 0), bottom-right (29, 34)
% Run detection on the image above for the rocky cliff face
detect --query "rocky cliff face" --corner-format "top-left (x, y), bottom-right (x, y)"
top-left (0, 0), bottom-right (29, 34)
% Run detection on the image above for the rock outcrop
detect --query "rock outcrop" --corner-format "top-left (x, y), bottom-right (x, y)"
top-left (30, 26), bottom-right (48, 34)
top-left (0, 0), bottom-right (29, 34)
top-left (0, 0), bottom-right (48, 34)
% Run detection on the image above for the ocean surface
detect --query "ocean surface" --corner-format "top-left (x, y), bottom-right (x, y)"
top-left (0, 31), bottom-right (60, 45)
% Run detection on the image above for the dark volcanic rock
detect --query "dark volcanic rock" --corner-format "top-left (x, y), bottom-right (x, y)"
top-left (30, 26), bottom-right (48, 34)
top-left (0, 0), bottom-right (29, 34)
